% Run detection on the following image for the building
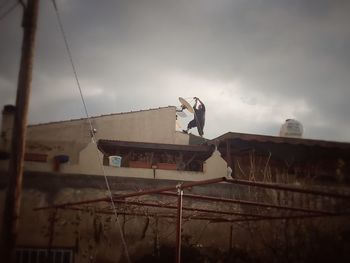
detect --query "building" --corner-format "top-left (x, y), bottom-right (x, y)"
top-left (0, 105), bottom-right (227, 180)
top-left (212, 131), bottom-right (350, 184)
top-left (1, 105), bottom-right (350, 263)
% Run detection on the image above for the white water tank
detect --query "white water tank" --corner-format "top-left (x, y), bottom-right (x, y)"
top-left (279, 119), bottom-right (303, 138)
top-left (109, 156), bottom-right (122, 167)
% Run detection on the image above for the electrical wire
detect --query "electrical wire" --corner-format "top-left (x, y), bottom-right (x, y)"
top-left (50, 1), bottom-right (131, 262)
top-left (0, 0), bottom-right (12, 10)
top-left (0, 0), bottom-right (18, 21)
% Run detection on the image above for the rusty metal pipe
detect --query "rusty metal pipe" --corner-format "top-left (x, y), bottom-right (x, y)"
top-left (112, 177), bottom-right (226, 199)
top-left (211, 211), bottom-right (350, 223)
top-left (112, 199), bottom-right (267, 218)
top-left (159, 191), bottom-right (334, 215)
top-left (55, 207), bottom-right (221, 221)
top-left (34, 178), bottom-right (226, 211)
top-left (33, 197), bottom-right (109, 211)
top-left (35, 198), bottom-right (265, 218)
top-left (225, 178), bottom-right (350, 199)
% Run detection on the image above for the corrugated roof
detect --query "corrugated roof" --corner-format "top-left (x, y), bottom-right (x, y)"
top-left (211, 132), bottom-right (350, 149)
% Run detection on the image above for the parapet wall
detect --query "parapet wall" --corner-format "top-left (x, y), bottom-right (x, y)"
top-left (1, 171), bottom-right (349, 262)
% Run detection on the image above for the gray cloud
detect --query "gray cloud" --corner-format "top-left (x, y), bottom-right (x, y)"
top-left (1, 0), bottom-right (349, 142)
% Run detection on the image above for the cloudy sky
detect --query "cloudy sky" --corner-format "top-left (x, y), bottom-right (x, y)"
top-left (1, 0), bottom-right (349, 142)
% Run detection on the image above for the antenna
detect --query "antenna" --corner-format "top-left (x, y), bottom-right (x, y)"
top-left (176, 111), bottom-right (187, 118)
top-left (178, 97), bottom-right (194, 113)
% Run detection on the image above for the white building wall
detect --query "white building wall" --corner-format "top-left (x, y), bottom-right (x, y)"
top-left (26, 107), bottom-right (186, 145)
top-left (1, 105), bottom-right (228, 181)
top-left (20, 106), bottom-right (189, 167)
top-left (17, 142), bottom-right (227, 181)
top-left (203, 149), bottom-right (228, 178)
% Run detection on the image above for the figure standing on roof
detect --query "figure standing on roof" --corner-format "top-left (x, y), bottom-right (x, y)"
top-left (183, 97), bottom-right (206, 136)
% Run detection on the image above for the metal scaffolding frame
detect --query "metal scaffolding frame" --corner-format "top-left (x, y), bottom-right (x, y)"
top-left (34, 177), bottom-right (350, 263)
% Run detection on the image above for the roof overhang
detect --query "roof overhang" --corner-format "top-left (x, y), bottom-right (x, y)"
top-left (210, 132), bottom-right (350, 150)
top-left (98, 139), bottom-right (214, 156)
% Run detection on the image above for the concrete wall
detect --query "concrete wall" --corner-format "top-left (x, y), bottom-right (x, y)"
top-left (26, 106), bottom-right (186, 145)
top-left (0, 142), bottom-right (228, 181)
top-left (1, 172), bottom-right (349, 263)
top-left (0, 172), bottom-right (242, 263)
top-left (0, 106), bottom-right (194, 176)
top-left (65, 143), bottom-right (227, 180)
top-left (24, 107), bottom-right (189, 169)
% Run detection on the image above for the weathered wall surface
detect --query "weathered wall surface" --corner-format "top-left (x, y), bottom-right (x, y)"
top-left (0, 172), bottom-right (237, 263)
top-left (0, 106), bottom-right (196, 177)
top-left (1, 172), bottom-right (350, 263)
top-left (1, 106), bottom-right (188, 157)
top-left (0, 142), bottom-right (228, 181)
top-left (26, 107), bottom-right (183, 144)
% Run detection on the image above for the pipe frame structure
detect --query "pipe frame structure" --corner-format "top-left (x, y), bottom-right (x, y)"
top-left (34, 176), bottom-right (350, 263)
top-left (158, 191), bottom-right (335, 215)
top-left (176, 189), bottom-right (183, 263)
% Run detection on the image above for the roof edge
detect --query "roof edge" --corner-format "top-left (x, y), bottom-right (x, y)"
top-left (210, 131), bottom-right (350, 149)
top-left (28, 106), bottom-right (176, 127)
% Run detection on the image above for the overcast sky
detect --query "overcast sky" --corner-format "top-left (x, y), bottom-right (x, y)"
top-left (1, 0), bottom-right (349, 142)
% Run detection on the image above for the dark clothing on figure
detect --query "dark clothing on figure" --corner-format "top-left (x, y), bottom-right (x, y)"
top-left (187, 104), bottom-right (206, 136)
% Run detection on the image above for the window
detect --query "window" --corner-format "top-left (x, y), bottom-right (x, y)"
top-left (16, 248), bottom-right (73, 263)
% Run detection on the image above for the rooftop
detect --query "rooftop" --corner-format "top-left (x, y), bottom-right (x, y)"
top-left (212, 132), bottom-right (350, 150)
top-left (28, 106), bottom-right (176, 127)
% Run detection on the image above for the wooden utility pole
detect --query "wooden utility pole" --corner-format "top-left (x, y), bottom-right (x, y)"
top-left (1, 0), bottom-right (40, 262)
top-left (175, 188), bottom-right (183, 263)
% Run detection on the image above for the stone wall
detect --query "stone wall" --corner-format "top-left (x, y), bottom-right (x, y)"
top-left (1, 172), bottom-right (350, 263)
top-left (0, 172), bottom-right (238, 262)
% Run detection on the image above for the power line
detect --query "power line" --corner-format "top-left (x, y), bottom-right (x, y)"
top-left (0, 0), bottom-right (12, 10)
top-left (50, 0), bottom-right (91, 129)
top-left (50, 1), bottom-right (131, 262)
top-left (0, 1), bottom-right (18, 21)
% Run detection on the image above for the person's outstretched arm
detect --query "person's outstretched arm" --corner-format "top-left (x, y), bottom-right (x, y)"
top-left (194, 97), bottom-right (204, 107)
top-left (193, 97), bottom-right (198, 108)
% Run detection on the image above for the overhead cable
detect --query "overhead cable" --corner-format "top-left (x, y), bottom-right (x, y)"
top-left (0, 0), bottom-right (12, 10)
top-left (0, 1), bottom-right (18, 21)
top-left (50, 1), bottom-right (131, 262)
